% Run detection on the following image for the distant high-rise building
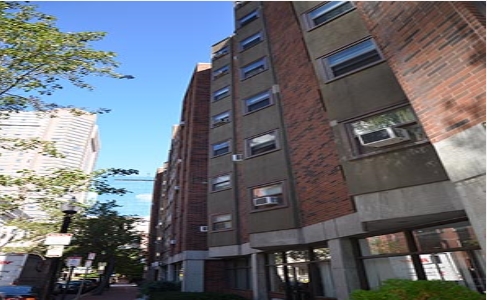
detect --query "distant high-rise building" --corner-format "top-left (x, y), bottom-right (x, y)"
top-left (0, 109), bottom-right (100, 218)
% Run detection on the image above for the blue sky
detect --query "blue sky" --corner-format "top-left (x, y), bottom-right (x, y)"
top-left (33, 1), bottom-right (234, 177)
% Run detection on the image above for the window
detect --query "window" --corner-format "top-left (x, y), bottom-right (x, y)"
top-left (213, 46), bottom-right (229, 59)
top-left (213, 86), bottom-right (230, 101)
top-left (244, 91), bottom-right (272, 113)
top-left (225, 258), bottom-right (251, 289)
top-left (213, 65), bottom-right (229, 80)
top-left (238, 10), bottom-right (258, 27)
top-left (212, 140), bottom-right (230, 157)
top-left (358, 221), bottom-right (485, 293)
top-left (322, 38), bottom-right (382, 80)
top-left (211, 174), bottom-right (231, 191)
top-left (247, 131), bottom-right (278, 156)
top-left (240, 32), bottom-right (263, 51)
top-left (306, 1), bottom-right (354, 28)
top-left (347, 106), bottom-right (427, 155)
top-left (252, 182), bottom-right (283, 208)
top-left (212, 111), bottom-right (231, 127)
top-left (241, 58), bottom-right (267, 79)
top-left (212, 214), bottom-right (232, 231)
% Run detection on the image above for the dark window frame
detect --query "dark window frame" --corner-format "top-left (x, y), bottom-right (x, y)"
top-left (246, 130), bottom-right (279, 157)
top-left (305, 1), bottom-right (355, 29)
top-left (213, 46), bottom-right (229, 60)
top-left (241, 57), bottom-right (267, 80)
top-left (213, 65), bottom-right (230, 80)
top-left (250, 181), bottom-right (286, 211)
top-left (211, 111), bottom-right (231, 128)
top-left (238, 9), bottom-right (259, 27)
top-left (211, 213), bottom-right (233, 231)
top-left (213, 86), bottom-right (231, 102)
top-left (243, 90), bottom-right (273, 114)
top-left (210, 173), bottom-right (231, 192)
top-left (211, 140), bottom-right (231, 157)
top-left (239, 31), bottom-right (263, 51)
top-left (321, 38), bottom-right (384, 81)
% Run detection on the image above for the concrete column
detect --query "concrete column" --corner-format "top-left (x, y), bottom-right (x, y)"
top-left (167, 264), bottom-right (175, 282)
top-left (182, 260), bottom-right (204, 292)
top-left (251, 253), bottom-right (268, 300)
top-left (329, 238), bottom-right (361, 300)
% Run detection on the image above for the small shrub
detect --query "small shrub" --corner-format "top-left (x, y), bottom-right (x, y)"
top-left (139, 280), bottom-right (181, 295)
top-left (150, 291), bottom-right (247, 300)
top-left (350, 279), bottom-right (485, 300)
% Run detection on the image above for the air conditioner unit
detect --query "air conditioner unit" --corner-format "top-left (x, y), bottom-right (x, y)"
top-left (199, 226), bottom-right (208, 232)
top-left (232, 154), bottom-right (243, 162)
top-left (253, 196), bottom-right (280, 207)
top-left (174, 186), bottom-right (180, 190)
top-left (358, 127), bottom-right (410, 148)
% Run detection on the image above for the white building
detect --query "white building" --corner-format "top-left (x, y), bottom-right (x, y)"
top-left (0, 109), bottom-right (100, 218)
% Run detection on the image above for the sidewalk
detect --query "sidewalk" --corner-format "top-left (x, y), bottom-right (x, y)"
top-left (70, 284), bottom-right (141, 300)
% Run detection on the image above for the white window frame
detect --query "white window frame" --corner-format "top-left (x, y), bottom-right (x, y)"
top-left (211, 174), bottom-right (231, 192)
top-left (240, 32), bottom-right (263, 51)
top-left (244, 90), bottom-right (272, 113)
top-left (305, 1), bottom-right (354, 29)
top-left (321, 38), bottom-right (383, 80)
top-left (241, 57), bottom-right (267, 80)
top-left (213, 86), bottom-right (230, 101)
top-left (211, 111), bottom-right (231, 127)
top-left (247, 130), bottom-right (278, 157)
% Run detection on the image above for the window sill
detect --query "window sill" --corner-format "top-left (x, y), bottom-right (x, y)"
top-left (348, 140), bottom-right (430, 161)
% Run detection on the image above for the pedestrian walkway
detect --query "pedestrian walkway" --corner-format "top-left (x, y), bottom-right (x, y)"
top-left (82, 284), bottom-right (140, 300)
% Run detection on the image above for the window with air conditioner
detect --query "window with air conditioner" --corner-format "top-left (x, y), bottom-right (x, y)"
top-left (347, 105), bottom-right (427, 156)
top-left (212, 214), bottom-right (232, 231)
top-left (211, 174), bottom-right (231, 192)
top-left (321, 38), bottom-right (383, 80)
top-left (244, 90), bottom-right (272, 113)
top-left (305, 1), bottom-right (354, 29)
top-left (251, 182), bottom-right (284, 209)
top-left (241, 57), bottom-right (267, 80)
top-left (247, 131), bottom-right (278, 156)
top-left (212, 140), bottom-right (230, 157)
top-left (212, 111), bottom-right (231, 127)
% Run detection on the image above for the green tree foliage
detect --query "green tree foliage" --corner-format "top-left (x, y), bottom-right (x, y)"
top-left (350, 279), bottom-right (485, 300)
top-left (0, 1), bottom-right (123, 114)
top-left (0, 1), bottom-right (141, 252)
top-left (66, 201), bottom-right (145, 292)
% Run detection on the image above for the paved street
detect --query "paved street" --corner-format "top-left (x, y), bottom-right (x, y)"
top-left (55, 284), bottom-right (140, 300)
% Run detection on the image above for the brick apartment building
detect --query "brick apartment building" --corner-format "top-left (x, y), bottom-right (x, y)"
top-left (147, 2), bottom-right (485, 300)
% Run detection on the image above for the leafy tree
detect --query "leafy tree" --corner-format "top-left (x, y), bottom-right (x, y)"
top-left (0, 1), bottom-right (124, 114)
top-left (0, 1), bottom-right (140, 250)
top-left (66, 201), bottom-right (145, 293)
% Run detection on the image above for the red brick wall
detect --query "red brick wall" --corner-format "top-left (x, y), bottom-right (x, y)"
top-left (174, 65), bottom-right (211, 253)
top-left (355, 1), bottom-right (486, 143)
top-left (263, 2), bottom-right (354, 226)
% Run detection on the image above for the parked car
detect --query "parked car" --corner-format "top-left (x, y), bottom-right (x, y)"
top-left (0, 285), bottom-right (40, 300)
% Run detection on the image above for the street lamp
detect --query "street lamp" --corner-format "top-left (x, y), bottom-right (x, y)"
top-left (42, 197), bottom-right (79, 300)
